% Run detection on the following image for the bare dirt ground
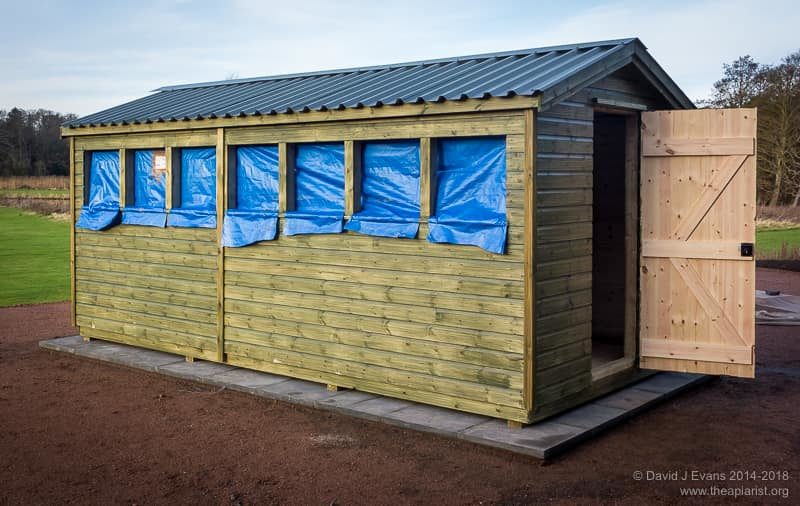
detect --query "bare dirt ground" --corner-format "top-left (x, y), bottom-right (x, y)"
top-left (1, 269), bottom-right (798, 505)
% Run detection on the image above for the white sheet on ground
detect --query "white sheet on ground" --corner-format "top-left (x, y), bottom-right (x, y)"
top-left (756, 290), bottom-right (800, 325)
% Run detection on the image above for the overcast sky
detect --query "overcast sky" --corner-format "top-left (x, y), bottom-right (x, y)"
top-left (1, 0), bottom-right (797, 117)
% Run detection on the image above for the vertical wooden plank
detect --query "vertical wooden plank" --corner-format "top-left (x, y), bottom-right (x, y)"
top-left (624, 115), bottom-right (638, 359)
top-left (118, 148), bottom-right (126, 209)
top-left (344, 140), bottom-right (362, 217)
top-left (419, 138), bottom-right (431, 220)
top-left (215, 127), bottom-right (225, 362)
top-left (278, 142), bottom-right (296, 213)
top-left (69, 137), bottom-right (76, 327)
top-left (165, 146), bottom-right (173, 211)
top-left (523, 108), bottom-right (536, 413)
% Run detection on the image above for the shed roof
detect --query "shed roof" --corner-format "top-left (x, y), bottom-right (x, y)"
top-left (64, 38), bottom-right (692, 129)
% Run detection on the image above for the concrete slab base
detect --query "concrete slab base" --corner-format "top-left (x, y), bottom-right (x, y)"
top-left (40, 336), bottom-right (709, 459)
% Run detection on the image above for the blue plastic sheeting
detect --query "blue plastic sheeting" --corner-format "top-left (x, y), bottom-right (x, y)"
top-left (284, 143), bottom-right (345, 235)
top-left (76, 150), bottom-right (121, 230)
top-left (427, 137), bottom-right (507, 254)
top-left (167, 147), bottom-right (217, 228)
top-left (222, 146), bottom-right (280, 247)
top-left (344, 141), bottom-right (420, 238)
top-left (123, 150), bottom-right (167, 227)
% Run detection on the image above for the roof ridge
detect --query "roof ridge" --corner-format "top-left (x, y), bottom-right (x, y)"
top-left (153, 38), bottom-right (639, 92)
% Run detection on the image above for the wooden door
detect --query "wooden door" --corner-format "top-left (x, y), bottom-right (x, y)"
top-left (639, 109), bottom-right (756, 378)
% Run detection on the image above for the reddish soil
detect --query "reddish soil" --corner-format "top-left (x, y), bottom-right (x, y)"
top-left (1, 269), bottom-right (798, 505)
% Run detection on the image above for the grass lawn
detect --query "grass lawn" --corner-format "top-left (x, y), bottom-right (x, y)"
top-left (0, 207), bottom-right (69, 306)
top-left (756, 227), bottom-right (800, 258)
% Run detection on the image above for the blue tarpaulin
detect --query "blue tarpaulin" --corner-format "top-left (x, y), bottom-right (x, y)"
top-left (76, 150), bottom-right (121, 230)
top-left (167, 147), bottom-right (217, 228)
top-left (427, 137), bottom-right (507, 254)
top-left (345, 140), bottom-right (420, 238)
top-left (222, 146), bottom-right (280, 247)
top-left (284, 143), bottom-right (345, 235)
top-left (123, 150), bottom-right (168, 227)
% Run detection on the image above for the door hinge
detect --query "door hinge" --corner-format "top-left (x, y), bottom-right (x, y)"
top-left (740, 242), bottom-right (754, 257)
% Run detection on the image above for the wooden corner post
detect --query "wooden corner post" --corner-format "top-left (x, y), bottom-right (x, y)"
top-left (523, 108), bottom-right (536, 417)
top-left (215, 128), bottom-right (226, 363)
top-left (69, 137), bottom-right (76, 327)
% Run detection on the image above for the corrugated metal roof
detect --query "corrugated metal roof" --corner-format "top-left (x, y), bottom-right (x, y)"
top-left (64, 38), bottom-right (692, 128)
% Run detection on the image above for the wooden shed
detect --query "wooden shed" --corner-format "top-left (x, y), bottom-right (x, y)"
top-left (62, 38), bottom-right (757, 425)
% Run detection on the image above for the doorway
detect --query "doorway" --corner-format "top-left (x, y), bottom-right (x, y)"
top-left (591, 111), bottom-right (638, 379)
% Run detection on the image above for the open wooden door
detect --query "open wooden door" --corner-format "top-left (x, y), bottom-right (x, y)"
top-left (639, 108), bottom-right (756, 378)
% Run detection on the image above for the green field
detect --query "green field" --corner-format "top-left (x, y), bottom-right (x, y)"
top-left (0, 207), bottom-right (70, 306)
top-left (0, 188), bottom-right (69, 198)
top-left (756, 227), bottom-right (800, 259)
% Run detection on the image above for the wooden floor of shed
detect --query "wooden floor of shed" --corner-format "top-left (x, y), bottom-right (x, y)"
top-left (41, 335), bottom-right (708, 459)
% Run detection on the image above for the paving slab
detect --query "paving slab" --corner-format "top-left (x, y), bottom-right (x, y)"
top-left (461, 419), bottom-right (582, 458)
top-left (158, 360), bottom-right (236, 381)
top-left (345, 396), bottom-right (414, 419)
top-left (208, 368), bottom-right (289, 394)
top-left (383, 403), bottom-right (488, 435)
top-left (39, 336), bottom-right (710, 459)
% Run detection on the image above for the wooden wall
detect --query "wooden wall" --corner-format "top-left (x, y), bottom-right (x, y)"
top-left (72, 112), bottom-right (532, 422)
top-left (532, 66), bottom-right (672, 419)
top-left (74, 131), bottom-right (220, 360)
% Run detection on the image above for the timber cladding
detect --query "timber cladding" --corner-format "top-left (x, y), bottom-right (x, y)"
top-left (72, 111), bottom-right (532, 422)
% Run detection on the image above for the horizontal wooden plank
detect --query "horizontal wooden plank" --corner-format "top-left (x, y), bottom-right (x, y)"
top-left (536, 222), bottom-right (592, 244)
top-left (227, 114), bottom-right (525, 145)
top-left (536, 172), bottom-right (592, 190)
top-left (536, 307), bottom-right (591, 336)
top-left (536, 355), bottom-right (592, 386)
top-left (642, 240), bottom-right (752, 261)
top-left (76, 256), bottom-right (215, 282)
top-left (536, 206), bottom-right (591, 227)
top-left (227, 354), bottom-right (528, 421)
top-left (76, 267), bottom-right (215, 297)
top-left (534, 373), bottom-right (591, 407)
top-left (77, 244), bottom-right (216, 269)
top-left (77, 292), bottom-right (216, 325)
top-left (78, 319), bottom-right (217, 360)
top-left (536, 322), bottom-right (591, 353)
top-left (536, 189), bottom-right (592, 207)
top-left (76, 232), bottom-right (217, 255)
top-left (536, 239), bottom-right (592, 263)
top-left (225, 293), bottom-right (523, 335)
top-left (538, 103), bottom-right (593, 121)
top-left (537, 138), bottom-right (593, 155)
top-left (76, 131), bottom-right (217, 150)
top-left (641, 339), bottom-right (753, 364)
top-left (535, 272), bottom-right (591, 299)
top-left (535, 256), bottom-right (592, 280)
top-left (80, 224), bottom-right (216, 241)
top-left (225, 307), bottom-right (523, 354)
top-left (77, 279), bottom-right (216, 310)
top-left (224, 316), bottom-right (523, 370)
top-left (247, 231), bottom-right (523, 263)
top-left (225, 257), bottom-right (524, 299)
top-left (536, 118), bottom-right (593, 138)
top-left (224, 340), bottom-right (523, 408)
top-left (77, 303), bottom-right (217, 338)
top-left (642, 137), bottom-right (754, 156)
top-left (225, 273), bottom-right (523, 317)
top-left (639, 356), bottom-right (755, 379)
top-left (535, 156), bottom-right (592, 172)
top-left (225, 326), bottom-right (522, 388)
top-left (225, 244), bottom-right (523, 281)
top-left (535, 289), bottom-right (592, 317)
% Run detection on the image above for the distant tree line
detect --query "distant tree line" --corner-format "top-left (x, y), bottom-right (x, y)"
top-left (704, 49), bottom-right (800, 206)
top-left (0, 108), bottom-right (76, 177)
